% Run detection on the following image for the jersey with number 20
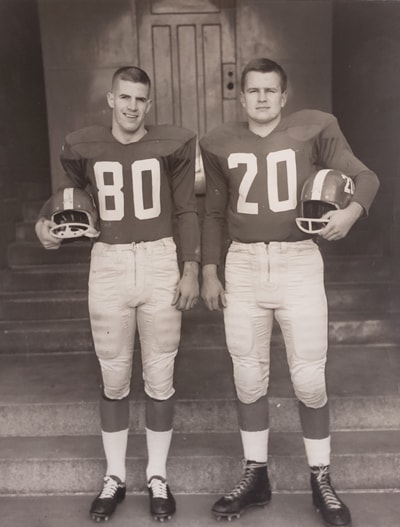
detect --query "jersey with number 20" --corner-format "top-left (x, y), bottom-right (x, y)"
top-left (200, 109), bottom-right (378, 265)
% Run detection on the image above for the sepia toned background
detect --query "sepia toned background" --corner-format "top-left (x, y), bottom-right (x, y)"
top-left (0, 1), bottom-right (399, 524)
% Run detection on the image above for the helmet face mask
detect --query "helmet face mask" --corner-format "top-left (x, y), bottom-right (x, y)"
top-left (296, 170), bottom-right (355, 234)
top-left (49, 188), bottom-right (100, 240)
top-left (296, 201), bottom-right (337, 234)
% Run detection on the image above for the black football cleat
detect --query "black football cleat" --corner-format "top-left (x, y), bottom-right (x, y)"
top-left (90, 475), bottom-right (126, 522)
top-left (311, 465), bottom-right (352, 526)
top-left (211, 460), bottom-right (271, 521)
top-left (147, 475), bottom-right (176, 522)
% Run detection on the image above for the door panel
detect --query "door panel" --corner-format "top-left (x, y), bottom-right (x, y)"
top-left (137, 0), bottom-right (237, 137)
top-left (178, 26), bottom-right (200, 133)
top-left (152, 26), bottom-right (174, 124)
top-left (151, 0), bottom-right (221, 14)
top-left (203, 25), bottom-right (223, 132)
top-left (136, 0), bottom-right (236, 193)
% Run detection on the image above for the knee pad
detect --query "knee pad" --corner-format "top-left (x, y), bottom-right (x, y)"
top-left (143, 353), bottom-right (177, 401)
top-left (233, 363), bottom-right (269, 405)
top-left (292, 373), bottom-right (327, 408)
top-left (295, 385), bottom-right (327, 409)
top-left (99, 358), bottom-right (132, 400)
top-left (144, 382), bottom-right (175, 401)
top-left (101, 381), bottom-right (131, 401)
top-left (101, 387), bottom-right (131, 401)
top-left (236, 381), bottom-right (268, 405)
top-left (291, 363), bottom-right (327, 408)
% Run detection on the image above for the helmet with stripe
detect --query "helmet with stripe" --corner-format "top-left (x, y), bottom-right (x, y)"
top-left (296, 169), bottom-right (355, 234)
top-left (49, 188), bottom-right (99, 239)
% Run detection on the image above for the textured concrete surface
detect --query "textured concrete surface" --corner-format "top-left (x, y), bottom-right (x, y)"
top-left (1, 430), bottom-right (400, 494)
top-left (1, 492), bottom-right (400, 527)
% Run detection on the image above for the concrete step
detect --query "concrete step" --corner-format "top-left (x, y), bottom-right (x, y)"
top-left (0, 263), bottom-right (90, 292)
top-left (0, 318), bottom-right (93, 353)
top-left (0, 224), bottom-right (16, 268)
top-left (1, 310), bottom-right (399, 354)
top-left (1, 430), bottom-right (400, 494)
top-left (1, 493), bottom-right (399, 527)
top-left (0, 346), bottom-right (399, 437)
top-left (7, 241), bottom-right (92, 268)
top-left (0, 290), bottom-right (89, 320)
top-left (15, 221), bottom-right (36, 242)
top-left (0, 282), bottom-right (397, 322)
top-left (0, 198), bottom-right (22, 223)
top-left (22, 199), bottom-right (48, 221)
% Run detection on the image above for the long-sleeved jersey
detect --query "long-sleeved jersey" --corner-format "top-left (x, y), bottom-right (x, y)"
top-left (200, 109), bottom-right (379, 265)
top-left (40, 124), bottom-right (200, 262)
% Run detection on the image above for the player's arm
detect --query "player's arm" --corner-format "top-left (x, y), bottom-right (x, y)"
top-left (35, 138), bottom-right (88, 250)
top-left (199, 142), bottom-right (228, 311)
top-left (170, 134), bottom-right (201, 310)
top-left (172, 260), bottom-right (199, 311)
top-left (319, 201), bottom-right (364, 241)
top-left (317, 116), bottom-right (380, 240)
top-left (201, 263), bottom-right (226, 311)
top-left (35, 214), bottom-right (62, 250)
top-left (317, 117), bottom-right (380, 214)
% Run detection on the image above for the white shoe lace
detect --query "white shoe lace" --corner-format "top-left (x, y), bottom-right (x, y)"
top-left (314, 466), bottom-right (342, 510)
top-left (148, 477), bottom-right (168, 499)
top-left (98, 476), bottom-right (120, 499)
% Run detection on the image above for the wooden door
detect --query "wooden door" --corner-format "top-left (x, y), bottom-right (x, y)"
top-left (136, 0), bottom-right (237, 192)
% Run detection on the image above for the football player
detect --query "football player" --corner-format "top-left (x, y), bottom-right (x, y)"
top-left (35, 66), bottom-right (200, 522)
top-left (200, 58), bottom-right (379, 526)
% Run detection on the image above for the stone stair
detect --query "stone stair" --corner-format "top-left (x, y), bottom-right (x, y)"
top-left (0, 199), bottom-right (399, 497)
top-left (3, 493), bottom-right (400, 527)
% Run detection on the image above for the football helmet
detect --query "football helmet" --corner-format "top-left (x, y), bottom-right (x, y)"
top-left (49, 187), bottom-right (99, 239)
top-left (296, 169), bottom-right (355, 234)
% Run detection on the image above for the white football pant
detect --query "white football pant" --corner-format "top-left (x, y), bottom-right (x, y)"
top-left (224, 239), bottom-right (328, 409)
top-left (89, 237), bottom-right (181, 400)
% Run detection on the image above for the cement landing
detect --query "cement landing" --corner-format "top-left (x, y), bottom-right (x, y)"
top-left (1, 492), bottom-right (400, 527)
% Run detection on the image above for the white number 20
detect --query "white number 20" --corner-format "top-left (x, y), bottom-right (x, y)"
top-left (93, 159), bottom-right (161, 221)
top-left (228, 149), bottom-right (297, 214)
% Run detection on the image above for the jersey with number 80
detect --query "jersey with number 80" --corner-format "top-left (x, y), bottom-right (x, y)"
top-left (200, 109), bottom-right (376, 265)
top-left (55, 124), bottom-right (199, 260)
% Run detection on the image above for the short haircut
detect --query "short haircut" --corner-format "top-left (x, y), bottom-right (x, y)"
top-left (111, 66), bottom-right (151, 93)
top-left (240, 58), bottom-right (287, 92)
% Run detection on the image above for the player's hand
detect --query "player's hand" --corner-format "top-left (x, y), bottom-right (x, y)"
top-left (319, 202), bottom-right (363, 241)
top-left (172, 262), bottom-right (199, 311)
top-left (201, 273), bottom-right (227, 311)
top-left (34, 217), bottom-right (62, 250)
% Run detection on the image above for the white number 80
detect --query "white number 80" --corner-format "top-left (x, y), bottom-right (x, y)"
top-left (94, 159), bottom-right (161, 221)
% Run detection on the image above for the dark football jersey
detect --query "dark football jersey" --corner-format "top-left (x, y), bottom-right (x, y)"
top-left (41, 124), bottom-right (200, 261)
top-left (200, 109), bottom-right (379, 265)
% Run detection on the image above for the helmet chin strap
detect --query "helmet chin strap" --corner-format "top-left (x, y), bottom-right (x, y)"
top-left (295, 217), bottom-right (330, 234)
top-left (50, 223), bottom-right (99, 239)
